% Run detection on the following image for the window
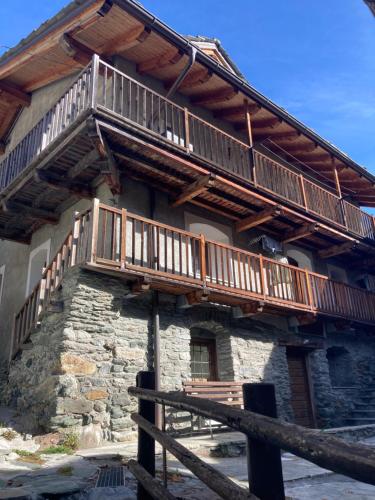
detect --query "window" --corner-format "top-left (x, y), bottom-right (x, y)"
top-left (190, 339), bottom-right (218, 381)
top-left (26, 240), bottom-right (50, 297)
top-left (0, 265), bottom-right (5, 305)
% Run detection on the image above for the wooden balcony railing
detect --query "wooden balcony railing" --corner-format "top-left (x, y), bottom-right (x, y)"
top-left (0, 64), bottom-right (93, 191)
top-left (1, 54), bottom-right (374, 243)
top-left (253, 150), bottom-right (375, 240)
top-left (10, 200), bottom-right (375, 360)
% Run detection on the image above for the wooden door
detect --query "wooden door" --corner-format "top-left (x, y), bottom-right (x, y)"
top-left (286, 348), bottom-right (315, 427)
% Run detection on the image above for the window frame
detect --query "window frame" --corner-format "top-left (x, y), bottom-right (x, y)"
top-left (190, 338), bottom-right (218, 381)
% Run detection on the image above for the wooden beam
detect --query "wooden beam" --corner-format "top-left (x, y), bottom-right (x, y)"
top-left (137, 49), bottom-right (184, 75)
top-left (165, 68), bottom-right (213, 91)
top-left (214, 103), bottom-right (260, 120)
top-left (295, 152), bottom-right (331, 162)
top-left (34, 171), bottom-right (92, 199)
top-left (100, 25), bottom-right (151, 55)
top-left (0, 81), bottom-right (31, 106)
top-left (128, 277), bottom-right (152, 297)
top-left (60, 32), bottom-right (94, 66)
top-left (97, 136), bottom-right (121, 195)
top-left (239, 117), bottom-right (282, 132)
top-left (186, 289), bottom-right (209, 306)
top-left (282, 223), bottom-right (319, 244)
top-left (191, 87), bottom-right (237, 106)
top-left (332, 157), bottom-right (342, 198)
top-left (171, 174), bottom-right (216, 207)
top-left (1, 200), bottom-right (59, 224)
top-left (233, 302), bottom-right (265, 318)
top-left (318, 241), bottom-right (358, 259)
top-left (254, 130), bottom-right (300, 142)
top-left (68, 148), bottom-right (100, 179)
top-left (283, 142), bottom-right (317, 154)
top-left (235, 206), bottom-right (282, 233)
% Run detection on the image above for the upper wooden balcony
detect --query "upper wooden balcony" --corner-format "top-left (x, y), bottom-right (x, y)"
top-left (0, 55), bottom-right (374, 253)
top-left (11, 200), bottom-right (375, 360)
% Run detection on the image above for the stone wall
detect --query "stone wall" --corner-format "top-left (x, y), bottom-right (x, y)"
top-left (309, 330), bottom-right (375, 427)
top-left (4, 267), bottom-right (298, 442)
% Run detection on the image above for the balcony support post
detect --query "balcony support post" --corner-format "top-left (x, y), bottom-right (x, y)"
top-left (121, 208), bottom-right (127, 270)
top-left (245, 99), bottom-right (256, 185)
top-left (184, 107), bottom-right (190, 153)
top-left (259, 254), bottom-right (267, 299)
top-left (299, 174), bottom-right (308, 210)
top-left (88, 198), bottom-right (100, 265)
top-left (200, 234), bottom-right (207, 285)
top-left (305, 270), bottom-right (315, 311)
top-left (90, 54), bottom-right (100, 111)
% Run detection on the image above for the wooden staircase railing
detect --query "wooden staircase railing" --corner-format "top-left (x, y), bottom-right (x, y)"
top-left (9, 209), bottom-right (92, 361)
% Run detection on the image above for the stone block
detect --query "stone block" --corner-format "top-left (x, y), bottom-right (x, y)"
top-left (63, 398), bottom-right (93, 414)
top-left (85, 390), bottom-right (108, 401)
top-left (114, 347), bottom-right (144, 362)
top-left (59, 354), bottom-right (97, 376)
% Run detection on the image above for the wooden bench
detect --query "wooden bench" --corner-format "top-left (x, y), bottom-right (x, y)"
top-left (183, 381), bottom-right (246, 436)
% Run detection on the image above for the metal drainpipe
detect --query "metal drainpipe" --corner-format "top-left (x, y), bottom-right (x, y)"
top-left (165, 45), bottom-right (197, 99)
top-left (150, 187), bottom-right (161, 428)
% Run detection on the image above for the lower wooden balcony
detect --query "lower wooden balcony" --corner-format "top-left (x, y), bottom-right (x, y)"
top-left (11, 201), bottom-right (375, 361)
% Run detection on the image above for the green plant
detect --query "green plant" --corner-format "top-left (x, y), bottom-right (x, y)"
top-left (42, 445), bottom-right (74, 455)
top-left (2, 430), bottom-right (17, 441)
top-left (57, 465), bottom-right (73, 476)
top-left (61, 432), bottom-right (79, 451)
top-left (13, 449), bottom-right (34, 457)
top-left (13, 450), bottom-right (45, 465)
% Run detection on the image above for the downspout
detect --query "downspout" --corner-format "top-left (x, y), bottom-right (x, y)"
top-left (165, 45), bottom-right (197, 99)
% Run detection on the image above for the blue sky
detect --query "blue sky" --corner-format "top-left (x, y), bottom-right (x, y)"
top-left (1, 0), bottom-right (375, 174)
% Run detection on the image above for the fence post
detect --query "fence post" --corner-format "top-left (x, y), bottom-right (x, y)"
top-left (136, 371), bottom-right (156, 500)
top-left (243, 383), bottom-right (285, 500)
top-left (90, 53), bottom-right (100, 110)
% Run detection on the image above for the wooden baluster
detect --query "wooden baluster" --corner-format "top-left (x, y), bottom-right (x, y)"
top-left (300, 175), bottom-right (308, 210)
top-left (184, 108), bottom-right (190, 153)
top-left (200, 234), bottom-right (207, 285)
top-left (259, 254), bottom-right (266, 299)
top-left (121, 208), bottom-right (127, 270)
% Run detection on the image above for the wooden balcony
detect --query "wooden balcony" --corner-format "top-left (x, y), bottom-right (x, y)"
top-left (11, 200), bottom-right (375, 360)
top-left (1, 55), bottom-right (374, 247)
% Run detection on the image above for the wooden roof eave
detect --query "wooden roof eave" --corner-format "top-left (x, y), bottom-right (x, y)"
top-left (0, 0), bottom-right (374, 203)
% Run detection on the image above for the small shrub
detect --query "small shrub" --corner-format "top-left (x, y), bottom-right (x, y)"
top-left (57, 465), bottom-right (73, 476)
top-left (2, 430), bottom-right (17, 441)
top-left (13, 450), bottom-right (45, 464)
top-left (42, 445), bottom-right (74, 455)
top-left (62, 432), bottom-right (79, 451)
top-left (13, 449), bottom-right (34, 457)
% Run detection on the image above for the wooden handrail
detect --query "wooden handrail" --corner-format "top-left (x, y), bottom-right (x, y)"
top-left (129, 385), bottom-right (375, 487)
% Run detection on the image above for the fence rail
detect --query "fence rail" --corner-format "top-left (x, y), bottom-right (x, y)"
top-left (252, 150), bottom-right (375, 240)
top-left (129, 372), bottom-right (375, 499)
top-left (10, 200), bottom-right (375, 360)
top-left (0, 54), bottom-right (374, 241)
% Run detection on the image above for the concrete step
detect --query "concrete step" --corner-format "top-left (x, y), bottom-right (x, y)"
top-left (353, 403), bottom-right (375, 410)
top-left (346, 418), bottom-right (375, 425)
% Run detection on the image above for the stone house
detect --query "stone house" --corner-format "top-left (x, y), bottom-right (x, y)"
top-left (0, 0), bottom-right (375, 444)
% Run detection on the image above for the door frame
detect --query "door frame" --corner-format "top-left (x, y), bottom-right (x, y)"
top-left (286, 346), bottom-right (317, 428)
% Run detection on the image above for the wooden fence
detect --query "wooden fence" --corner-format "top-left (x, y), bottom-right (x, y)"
top-left (129, 371), bottom-right (375, 500)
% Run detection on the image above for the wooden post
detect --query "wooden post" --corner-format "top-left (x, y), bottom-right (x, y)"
top-left (89, 198), bottom-right (100, 264)
top-left (305, 269), bottom-right (314, 311)
top-left (245, 100), bottom-right (256, 184)
top-left (70, 212), bottom-right (81, 267)
top-left (90, 54), bottom-right (100, 110)
top-left (259, 254), bottom-right (266, 299)
top-left (137, 371), bottom-right (156, 500)
top-left (299, 174), bottom-right (308, 210)
top-left (200, 234), bottom-right (207, 285)
top-left (244, 100), bottom-right (254, 148)
top-left (184, 107), bottom-right (190, 153)
top-left (243, 383), bottom-right (285, 500)
top-left (120, 208), bottom-right (127, 270)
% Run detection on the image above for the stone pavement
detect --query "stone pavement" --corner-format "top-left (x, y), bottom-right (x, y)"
top-left (1, 428), bottom-right (375, 498)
